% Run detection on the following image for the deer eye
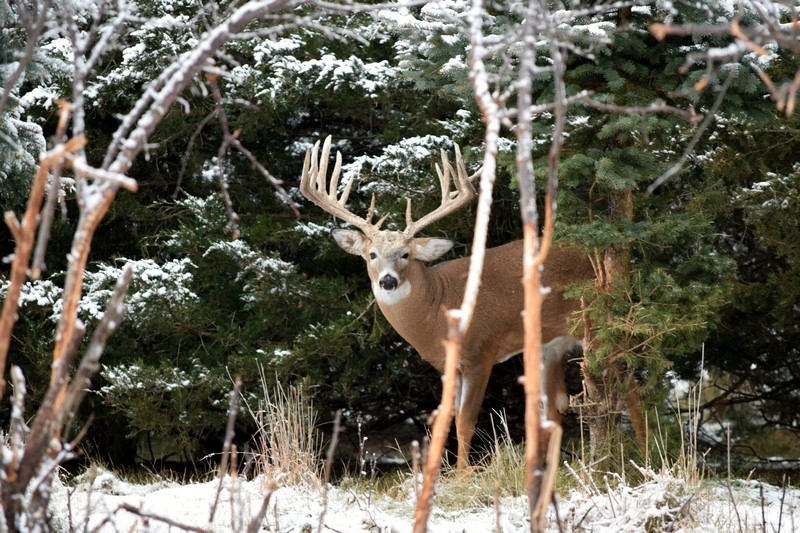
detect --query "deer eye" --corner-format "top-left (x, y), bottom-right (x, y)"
top-left (369, 252), bottom-right (377, 260)
top-left (401, 252), bottom-right (409, 259)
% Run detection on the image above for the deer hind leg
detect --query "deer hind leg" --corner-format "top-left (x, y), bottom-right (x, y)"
top-left (541, 335), bottom-right (583, 424)
top-left (454, 368), bottom-right (492, 469)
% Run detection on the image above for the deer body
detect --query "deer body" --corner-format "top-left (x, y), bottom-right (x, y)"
top-left (301, 137), bottom-right (592, 468)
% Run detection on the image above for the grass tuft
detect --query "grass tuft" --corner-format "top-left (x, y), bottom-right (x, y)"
top-left (241, 365), bottom-right (322, 486)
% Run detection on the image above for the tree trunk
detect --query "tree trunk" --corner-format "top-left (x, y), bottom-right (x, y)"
top-left (581, 188), bottom-right (647, 465)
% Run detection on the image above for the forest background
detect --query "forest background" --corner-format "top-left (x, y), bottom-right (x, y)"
top-left (1, 0), bottom-right (800, 479)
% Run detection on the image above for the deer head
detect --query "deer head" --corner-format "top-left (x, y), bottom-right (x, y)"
top-left (300, 136), bottom-right (477, 306)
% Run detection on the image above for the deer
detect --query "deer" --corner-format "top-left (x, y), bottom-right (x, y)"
top-left (299, 136), bottom-right (594, 468)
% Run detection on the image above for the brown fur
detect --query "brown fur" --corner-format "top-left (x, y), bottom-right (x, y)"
top-left (301, 139), bottom-right (593, 466)
top-left (332, 231), bottom-right (593, 468)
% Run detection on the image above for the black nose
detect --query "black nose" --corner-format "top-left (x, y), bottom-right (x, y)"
top-left (379, 275), bottom-right (398, 290)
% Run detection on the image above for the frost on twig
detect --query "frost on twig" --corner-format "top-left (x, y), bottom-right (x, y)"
top-left (0, 128), bottom-right (88, 397)
top-left (0, 101), bottom-right (136, 532)
top-left (0, 253), bottom-right (133, 532)
top-left (650, 4), bottom-right (800, 118)
top-left (412, 311), bottom-right (461, 533)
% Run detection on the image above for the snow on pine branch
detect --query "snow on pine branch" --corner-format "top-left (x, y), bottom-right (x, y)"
top-left (229, 35), bottom-right (397, 104)
top-left (0, 258), bottom-right (198, 325)
top-left (202, 239), bottom-right (297, 301)
top-left (105, 0), bottom-right (314, 174)
top-left (343, 135), bottom-right (475, 197)
top-left (100, 358), bottom-right (210, 395)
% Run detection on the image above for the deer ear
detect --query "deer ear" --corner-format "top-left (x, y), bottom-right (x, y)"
top-left (411, 238), bottom-right (454, 262)
top-left (331, 229), bottom-right (367, 256)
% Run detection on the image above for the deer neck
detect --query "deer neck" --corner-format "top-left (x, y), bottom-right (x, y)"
top-left (373, 261), bottom-right (447, 366)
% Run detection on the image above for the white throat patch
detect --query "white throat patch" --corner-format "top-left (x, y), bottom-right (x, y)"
top-left (373, 279), bottom-right (411, 305)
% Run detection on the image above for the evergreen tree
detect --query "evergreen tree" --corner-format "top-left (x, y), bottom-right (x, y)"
top-left (548, 4), bottom-right (742, 462)
top-left (0, 0), bottom-right (48, 210)
top-left (4, 0), bottom-right (800, 472)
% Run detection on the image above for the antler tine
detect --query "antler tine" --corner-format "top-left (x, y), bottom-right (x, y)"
top-left (404, 143), bottom-right (476, 237)
top-left (300, 136), bottom-right (375, 234)
top-left (435, 147), bottom-right (453, 204)
top-left (451, 143), bottom-right (471, 198)
top-left (318, 136), bottom-right (352, 207)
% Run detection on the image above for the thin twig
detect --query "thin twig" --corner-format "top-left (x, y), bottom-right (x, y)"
top-left (172, 108), bottom-right (219, 198)
top-left (534, 426), bottom-right (563, 526)
top-left (246, 481), bottom-right (276, 533)
top-left (67, 155), bottom-right (139, 192)
top-left (118, 503), bottom-right (211, 533)
top-left (576, 96), bottom-right (701, 125)
top-left (9, 366), bottom-right (28, 461)
top-left (647, 69), bottom-right (735, 194)
top-left (60, 263), bottom-right (134, 440)
top-left (209, 377), bottom-right (243, 525)
top-left (411, 440), bottom-right (421, 502)
top-left (229, 136), bottom-right (300, 216)
top-left (32, 101), bottom-right (73, 279)
top-left (0, 0), bottom-right (53, 117)
top-left (725, 480), bottom-right (744, 532)
top-left (412, 312), bottom-right (461, 533)
top-left (318, 409), bottom-right (342, 533)
top-left (207, 74), bottom-right (241, 237)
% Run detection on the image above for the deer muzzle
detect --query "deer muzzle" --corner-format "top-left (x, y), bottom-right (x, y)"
top-left (379, 274), bottom-right (398, 291)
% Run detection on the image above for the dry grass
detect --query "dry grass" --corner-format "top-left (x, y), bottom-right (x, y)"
top-left (241, 365), bottom-right (322, 486)
top-left (417, 411), bottom-right (527, 512)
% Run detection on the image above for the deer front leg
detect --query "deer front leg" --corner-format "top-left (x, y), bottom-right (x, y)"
top-left (454, 368), bottom-right (492, 469)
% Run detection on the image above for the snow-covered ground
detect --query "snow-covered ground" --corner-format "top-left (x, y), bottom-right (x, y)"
top-left (50, 466), bottom-right (800, 532)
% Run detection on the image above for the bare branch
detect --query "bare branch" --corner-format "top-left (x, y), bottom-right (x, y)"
top-left (60, 263), bottom-right (135, 439)
top-left (651, 6), bottom-right (800, 117)
top-left (52, 182), bottom-right (116, 390)
top-left (9, 366), bottom-right (28, 459)
top-left (649, 22), bottom-right (731, 41)
top-left (32, 102), bottom-right (79, 278)
top-left (3, 321), bottom-right (81, 526)
top-left (461, 0), bottom-right (504, 337)
top-left (0, 108), bottom-right (84, 397)
top-left (230, 137), bottom-right (300, 215)
top-left (32, 165), bottom-right (66, 279)
top-left (247, 481), bottom-right (276, 533)
top-left (647, 69), bottom-right (735, 194)
top-left (318, 409), bottom-right (342, 533)
top-left (412, 313), bottom-right (461, 533)
top-left (0, 0), bottom-right (53, 117)
top-left (575, 96), bottom-right (702, 125)
top-left (205, 72), bottom-right (301, 233)
top-left (172, 108), bottom-right (219, 198)
top-left (208, 74), bottom-right (242, 238)
top-left (209, 377), bottom-right (242, 525)
top-left (67, 155), bottom-right (139, 192)
top-left (117, 503), bottom-right (211, 533)
top-left (514, 1), bottom-right (572, 527)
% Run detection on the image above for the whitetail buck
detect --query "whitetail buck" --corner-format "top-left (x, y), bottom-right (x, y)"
top-left (300, 136), bottom-right (593, 468)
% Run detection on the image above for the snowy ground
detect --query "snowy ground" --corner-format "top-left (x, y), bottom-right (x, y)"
top-left (49, 466), bottom-right (800, 532)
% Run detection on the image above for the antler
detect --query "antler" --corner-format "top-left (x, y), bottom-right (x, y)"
top-left (403, 143), bottom-right (477, 237)
top-left (301, 136), bottom-right (476, 237)
top-left (300, 136), bottom-right (387, 235)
